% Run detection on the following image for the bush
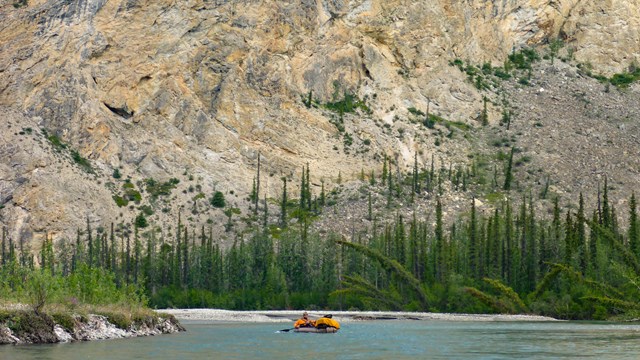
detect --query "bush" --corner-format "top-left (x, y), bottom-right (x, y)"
top-left (71, 150), bottom-right (93, 173)
top-left (135, 213), bottom-right (148, 228)
top-left (610, 72), bottom-right (638, 88)
top-left (145, 178), bottom-right (179, 200)
top-left (139, 205), bottom-right (154, 216)
top-left (13, 0), bottom-right (28, 8)
top-left (210, 191), bottom-right (226, 208)
top-left (113, 195), bottom-right (128, 207)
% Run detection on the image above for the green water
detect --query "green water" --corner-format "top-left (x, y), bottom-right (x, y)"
top-left (3, 320), bottom-right (640, 359)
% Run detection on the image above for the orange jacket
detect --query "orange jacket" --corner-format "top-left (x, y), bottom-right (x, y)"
top-left (294, 318), bottom-right (316, 328)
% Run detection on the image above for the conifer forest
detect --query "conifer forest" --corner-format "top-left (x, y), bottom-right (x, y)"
top-left (2, 157), bottom-right (639, 321)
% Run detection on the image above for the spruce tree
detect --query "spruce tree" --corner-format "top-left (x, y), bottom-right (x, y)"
top-left (526, 195), bottom-right (537, 290)
top-left (280, 177), bottom-right (288, 227)
top-left (263, 195), bottom-right (269, 229)
top-left (602, 177), bottom-right (611, 229)
top-left (413, 152), bottom-right (420, 196)
top-left (306, 163), bottom-right (312, 210)
top-left (110, 223), bottom-right (117, 272)
top-left (589, 210), bottom-right (599, 274)
top-left (1, 227), bottom-right (6, 266)
top-left (435, 198), bottom-right (445, 282)
top-left (504, 200), bottom-right (514, 284)
top-left (503, 147), bottom-right (514, 190)
top-left (481, 96), bottom-right (489, 126)
top-left (387, 169), bottom-right (393, 208)
top-left (300, 166), bottom-right (306, 208)
top-left (133, 226), bottom-right (141, 284)
top-left (629, 193), bottom-right (639, 257)
top-left (428, 154), bottom-right (435, 192)
top-left (87, 217), bottom-right (93, 268)
top-left (469, 197), bottom-right (478, 279)
top-left (255, 152), bottom-right (261, 214)
top-left (382, 155), bottom-right (388, 185)
top-left (577, 193), bottom-right (587, 274)
top-left (564, 211), bottom-right (574, 265)
top-left (182, 227), bottom-right (189, 287)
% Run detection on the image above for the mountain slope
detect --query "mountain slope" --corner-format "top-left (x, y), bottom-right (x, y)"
top-left (0, 0), bottom-right (639, 244)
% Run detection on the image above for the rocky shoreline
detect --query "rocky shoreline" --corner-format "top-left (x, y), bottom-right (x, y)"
top-left (0, 310), bottom-right (185, 345)
top-left (158, 309), bottom-right (558, 323)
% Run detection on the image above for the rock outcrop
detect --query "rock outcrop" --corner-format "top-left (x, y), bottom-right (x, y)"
top-left (0, 311), bottom-right (185, 345)
top-left (0, 0), bottom-right (639, 244)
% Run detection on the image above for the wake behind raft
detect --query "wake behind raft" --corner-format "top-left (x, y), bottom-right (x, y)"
top-left (280, 314), bottom-right (340, 333)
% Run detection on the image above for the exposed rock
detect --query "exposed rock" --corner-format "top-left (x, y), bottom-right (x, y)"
top-left (0, 0), bottom-right (639, 245)
top-left (0, 311), bottom-right (184, 345)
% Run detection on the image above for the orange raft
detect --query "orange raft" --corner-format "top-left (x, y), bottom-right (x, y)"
top-left (294, 316), bottom-right (340, 333)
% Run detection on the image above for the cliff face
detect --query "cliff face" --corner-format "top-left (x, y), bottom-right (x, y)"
top-left (0, 0), bottom-right (639, 243)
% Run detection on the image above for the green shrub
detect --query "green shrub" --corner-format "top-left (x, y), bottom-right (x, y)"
top-left (610, 69), bottom-right (640, 88)
top-left (145, 178), bottom-right (179, 199)
top-left (122, 183), bottom-right (142, 203)
top-left (139, 205), bottom-right (154, 216)
top-left (493, 68), bottom-right (511, 80)
top-left (407, 107), bottom-right (425, 116)
top-left (71, 150), bottom-right (93, 173)
top-left (13, 0), bottom-right (28, 9)
top-left (323, 82), bottom-right (371, 115)
top-left (135, 213), bottom-right (148, 228)
top-left (113, 195), bottom-right (128, 207)
top-left (210, 191), bottom-right (226, 208)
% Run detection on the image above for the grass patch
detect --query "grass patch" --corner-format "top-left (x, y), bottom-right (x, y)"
top-left (51, 312), bottom-right (76, 332)
top-left (44, 131), bottom-right (67, 151)
top-left (94, 309), bottom-right (132, 329)
top-left (485, 192), bottom-right (506, 205)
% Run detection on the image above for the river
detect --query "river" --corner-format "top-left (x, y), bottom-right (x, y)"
top-left (2, 318), bottom-right (640, 359)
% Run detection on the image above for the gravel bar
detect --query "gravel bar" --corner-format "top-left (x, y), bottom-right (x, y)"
top-left (157, 309), bottom-right (558, 323)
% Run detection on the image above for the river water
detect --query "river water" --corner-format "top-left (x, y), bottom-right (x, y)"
top-left (3, 320), bottom-right (640, 359)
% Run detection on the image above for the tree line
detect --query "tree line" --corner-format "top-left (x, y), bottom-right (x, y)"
top-left (1, 157), bottom-right (639, 319)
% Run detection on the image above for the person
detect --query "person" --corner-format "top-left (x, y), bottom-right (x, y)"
top-left (293, 312), bottom-right (315, 329)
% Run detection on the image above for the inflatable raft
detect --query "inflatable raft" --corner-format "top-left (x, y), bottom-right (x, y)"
top-left (294, 326), bottom-right (338, 333)
top-left (293, 316), bottom-right (340, 333)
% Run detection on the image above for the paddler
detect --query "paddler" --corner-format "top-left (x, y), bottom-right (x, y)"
top-left (293, 311), bottom-right (316, 329)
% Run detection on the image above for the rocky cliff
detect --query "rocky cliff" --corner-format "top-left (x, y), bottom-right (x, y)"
top-left (0, 0), bottom-right (639, 244)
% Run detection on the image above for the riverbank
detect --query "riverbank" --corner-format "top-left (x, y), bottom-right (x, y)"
top-left (0, 306), bottom-right (185, 345)
top-left (157, 309), bottom-right (558, 323)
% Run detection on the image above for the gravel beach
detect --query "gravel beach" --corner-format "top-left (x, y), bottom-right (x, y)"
top-left (157, 309), bottom-right (557, 323)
